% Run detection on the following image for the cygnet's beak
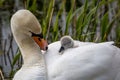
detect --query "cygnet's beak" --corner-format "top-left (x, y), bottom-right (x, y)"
top-left (31, 32), bottom-right (48, 51)
top-left (59, 46), bottom-right (65, 53)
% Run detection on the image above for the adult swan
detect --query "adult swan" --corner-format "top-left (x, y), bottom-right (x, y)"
top-left (11, 9), bottom-right (120, 80)
top-left (11, 9), bottom-right (48, 80)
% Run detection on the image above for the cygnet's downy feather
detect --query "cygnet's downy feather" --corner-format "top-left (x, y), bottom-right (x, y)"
top-left (59, 36), bottom-right (78, 54)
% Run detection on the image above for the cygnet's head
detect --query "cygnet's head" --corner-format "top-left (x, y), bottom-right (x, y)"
top-left (59, 36), bottom-right (74, 53)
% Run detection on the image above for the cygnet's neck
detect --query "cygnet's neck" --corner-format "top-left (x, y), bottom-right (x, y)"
top-left (13, 31), bottom-right (45, 67)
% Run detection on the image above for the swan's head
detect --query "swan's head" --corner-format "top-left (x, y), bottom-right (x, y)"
top-left (59, 36), bottom-right (74, 53)
top-left (11, 9), bottom-right (48, 51)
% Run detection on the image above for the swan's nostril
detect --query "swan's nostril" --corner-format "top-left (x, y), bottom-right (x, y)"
top-left (46, 46), bottom-right (48, 50)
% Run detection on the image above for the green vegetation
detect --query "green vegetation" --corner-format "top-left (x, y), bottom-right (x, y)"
top-left (28, 0), bottom-right (120, 44)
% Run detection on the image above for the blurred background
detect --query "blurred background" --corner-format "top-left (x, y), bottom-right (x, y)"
top-left (0, 0), bottom-right (120, 79)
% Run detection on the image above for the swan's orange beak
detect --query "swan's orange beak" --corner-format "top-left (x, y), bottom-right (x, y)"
top-left (32, 36), bottom-right (48, 51)
top-left (30, 32), bottom-right (48, 51)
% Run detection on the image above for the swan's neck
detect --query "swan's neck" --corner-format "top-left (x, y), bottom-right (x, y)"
top-left (13, 31), bottom-right (47, 79)
top-left (13, 31), bottom-right (45, 67)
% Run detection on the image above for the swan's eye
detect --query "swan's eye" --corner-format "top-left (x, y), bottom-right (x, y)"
top-left (39, 33), bottom-right (43, 38)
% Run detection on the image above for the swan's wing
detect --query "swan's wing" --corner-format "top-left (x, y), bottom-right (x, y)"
top-left (74, 41), bottom-right (114, 46)
top-left (46, 41), bottom-right (120, 80)
top-left (101, 41), bottom-right (114, 45)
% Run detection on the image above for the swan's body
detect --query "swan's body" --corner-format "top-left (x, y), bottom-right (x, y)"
top-left (45, 41), bottom-right (120, 80)
top-left (11, 9), bottom-right (120, 80)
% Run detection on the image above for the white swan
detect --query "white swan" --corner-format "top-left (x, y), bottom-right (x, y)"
top-left (11, 9), bottom-right (120, 80)
top-left (45, 41), bottom-right (120, 80)
top-left (11, 9), bottom-right (48, 80)
top-left (59, 36), bottom-right (78, 54)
